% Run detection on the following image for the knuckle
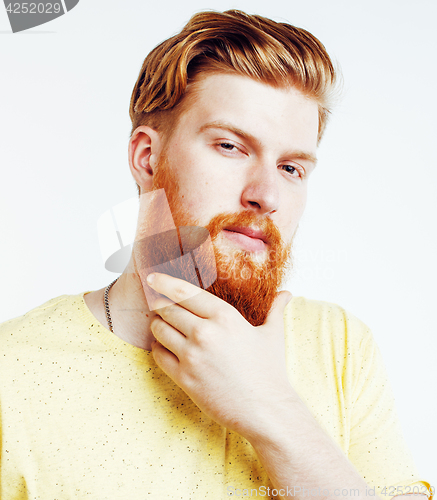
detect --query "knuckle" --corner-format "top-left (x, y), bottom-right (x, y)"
top-left (152, 343), bottom-right (164, 363)
top-left (173, 284), bottom-right (187, 303)
top-left (191, 322), bottom-right (206, 343)
top-left (150, 317), bottom-right (163, 335)
top-left (178, 370), bottom-right (194, 391)
top-left (183, 349), bottom-right (197, 368)
top-left (153, 298), bottom-right (169, 311)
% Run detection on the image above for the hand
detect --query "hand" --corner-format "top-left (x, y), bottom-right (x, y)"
top-left (147, 272), bottom-right (294, 441)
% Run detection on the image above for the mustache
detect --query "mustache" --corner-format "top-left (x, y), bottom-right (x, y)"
top-left (145, 156), bottom-right (293, 326)
top-left (205, 210), bottom-right (283, 249)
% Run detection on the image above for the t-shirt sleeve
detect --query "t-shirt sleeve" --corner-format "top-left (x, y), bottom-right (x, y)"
top-left (348, 332), bottom-right (432, 499)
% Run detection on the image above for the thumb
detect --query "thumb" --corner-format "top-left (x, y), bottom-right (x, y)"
top-left (264, 291), bottom-right (293, 327)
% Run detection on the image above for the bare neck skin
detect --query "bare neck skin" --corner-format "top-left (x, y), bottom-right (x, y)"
top-left (84, 256), bottom-right (156, 351)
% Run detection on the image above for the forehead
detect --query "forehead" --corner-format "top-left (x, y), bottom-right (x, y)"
top-left (174, 72), bottom-right (319, 152)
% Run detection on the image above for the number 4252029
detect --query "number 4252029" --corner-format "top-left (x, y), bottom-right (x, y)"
top-left (5, 3), bottom-right (62, 14)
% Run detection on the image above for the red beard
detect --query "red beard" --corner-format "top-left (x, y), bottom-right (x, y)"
top-left (133, 154), bottom-right (293, 326)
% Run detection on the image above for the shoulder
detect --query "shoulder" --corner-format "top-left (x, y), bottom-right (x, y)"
top-left (283, 297), bottom-right (385, 413)
top-left (0, 294), bottom-right (73, 331)
top-left (0, 293), bottom-right (88, 354)
top-left (284, 295), bottom-right (374, 356)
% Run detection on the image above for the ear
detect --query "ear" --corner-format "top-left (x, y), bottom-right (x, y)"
top-left (128, 126), bottom-right (162, 193)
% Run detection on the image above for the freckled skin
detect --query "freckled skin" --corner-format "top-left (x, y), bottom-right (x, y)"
top-left (85, 72), bottom-right (320, 350)
top-left (161, 73), bottom-right (319, 248)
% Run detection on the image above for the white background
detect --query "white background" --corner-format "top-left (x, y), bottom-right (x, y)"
top-left (0, 0), bottom-right (435, 486)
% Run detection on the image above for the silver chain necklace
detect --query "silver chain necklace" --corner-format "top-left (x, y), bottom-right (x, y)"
top-left (104, 277), bottom-right (120, 333)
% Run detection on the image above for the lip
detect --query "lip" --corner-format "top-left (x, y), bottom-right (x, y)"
top-left (224, 225), bottom-right (268, 242)
top-left (222, 226), bottom-right (268, 252)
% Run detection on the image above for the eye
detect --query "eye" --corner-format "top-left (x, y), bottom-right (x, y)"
top-left (215, 141), bottom-right (246, 157)
top-left (280, 163), bottom-right (303, 178)
top-left (219, 142), bottom-right (237, 151)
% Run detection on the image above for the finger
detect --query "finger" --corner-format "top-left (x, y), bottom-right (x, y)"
top-left (153, 297), bottom-right (205, 338)
top-left (150, 316), bottom-right (186, 357)
top-left (147, 272), bottom-right (223, 319)
top-left (151, 340), bottom-right (180, 379)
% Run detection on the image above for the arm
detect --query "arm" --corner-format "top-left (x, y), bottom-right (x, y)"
top-left (248, 391), bottom-right (370, 500)
top-left (146, 273), bottom-right (429, 500)
top-left (247, 394), bottom-right (429, 500)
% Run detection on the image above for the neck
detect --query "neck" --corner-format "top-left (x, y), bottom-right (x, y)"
top-left (84, 256), bottom-right (157, 351)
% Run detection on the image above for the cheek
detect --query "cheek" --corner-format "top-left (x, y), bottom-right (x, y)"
top-left (296, 189), bottom-right (308, 216)
top-left (168, 156), bottom-right (230, 214)
top-left (184, 187), bottom-right (226, 226)
top-left (287, 184), bottom-right (307, 213)
top-left (281, 188), bottom-right (307, 236)
top-left (173, 174), bottom-right (220, 226)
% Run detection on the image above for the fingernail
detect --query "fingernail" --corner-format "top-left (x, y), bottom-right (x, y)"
top-left (147, 273), bottom-right (155, 285)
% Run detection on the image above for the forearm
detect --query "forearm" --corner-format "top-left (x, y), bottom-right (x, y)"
top-left (247, 389), bottom-right (370, 500)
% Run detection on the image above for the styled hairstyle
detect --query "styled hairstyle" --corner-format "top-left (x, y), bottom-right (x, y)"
top-left (130, 9), bottom-right (339, 192)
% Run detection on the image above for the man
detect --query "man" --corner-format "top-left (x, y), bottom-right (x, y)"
top-left (0, 9), bottom-right (431, 500)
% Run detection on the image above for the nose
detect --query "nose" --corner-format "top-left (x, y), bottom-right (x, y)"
top-left (240, 162), bottom-right (280, 215)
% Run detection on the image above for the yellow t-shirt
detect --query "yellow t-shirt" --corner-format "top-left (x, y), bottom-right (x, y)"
top-left (0, 293), bottom-right (431, 499)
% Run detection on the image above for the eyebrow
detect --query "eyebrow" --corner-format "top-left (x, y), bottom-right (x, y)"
top-left (198, 120), bottom-right (318, 166)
